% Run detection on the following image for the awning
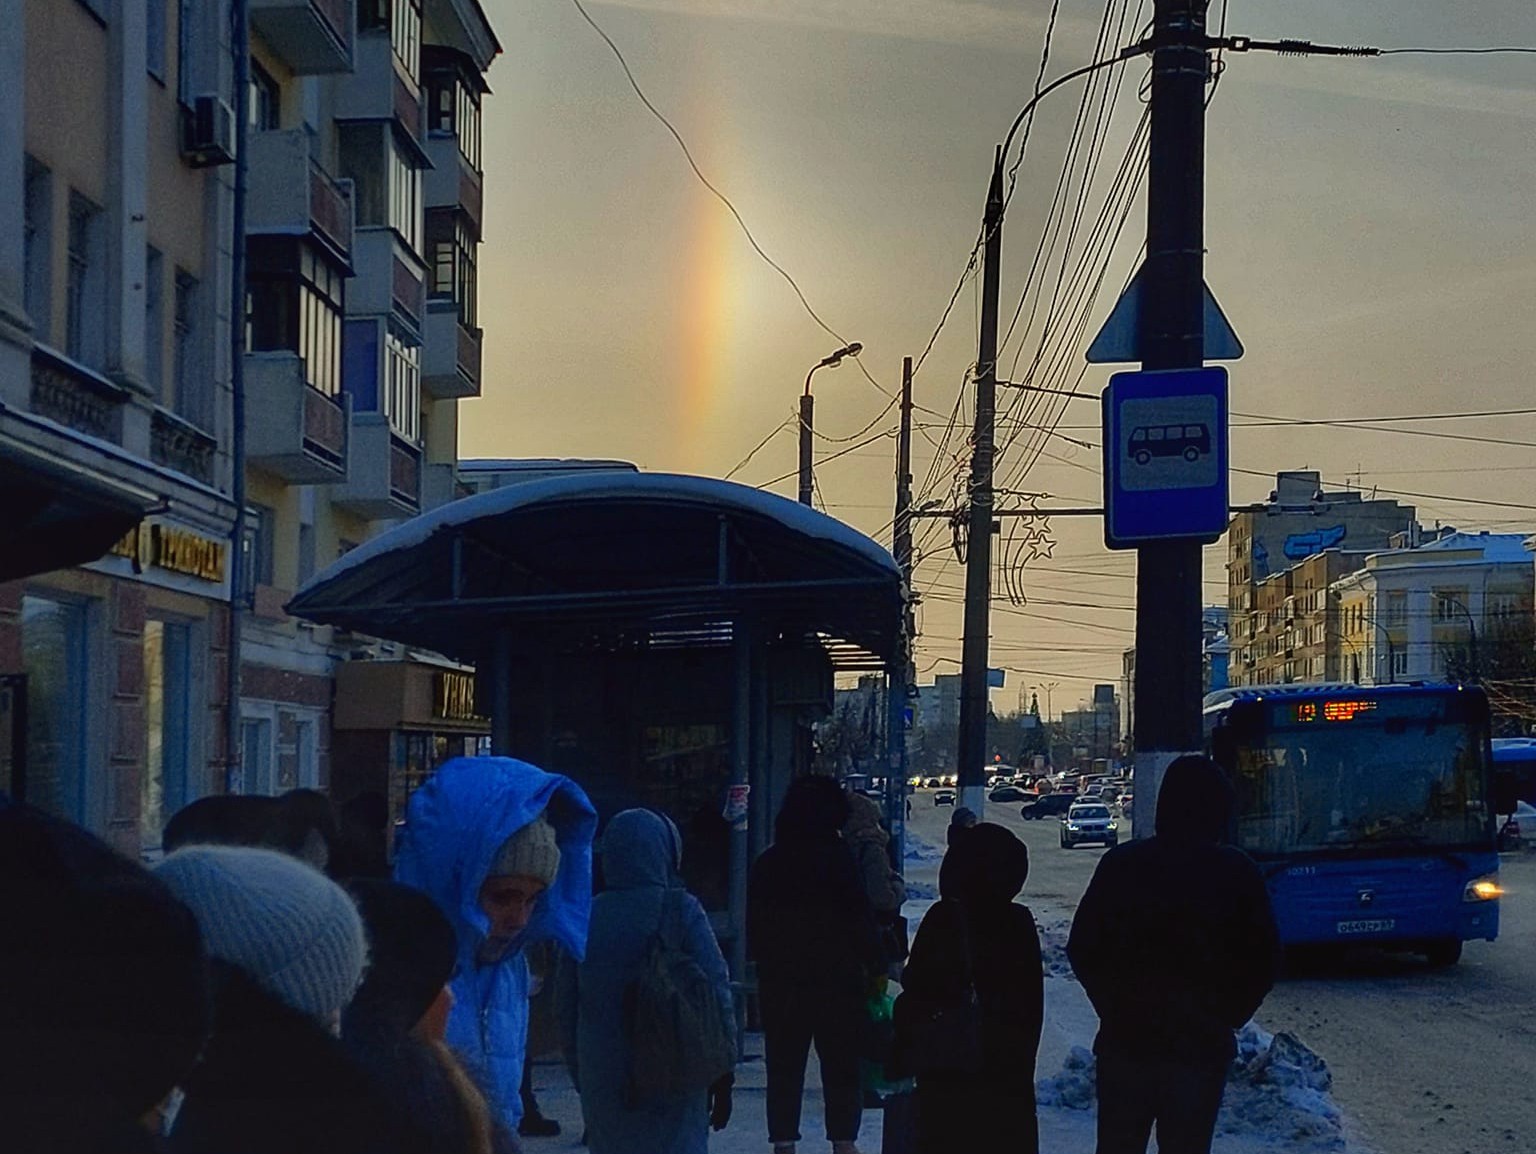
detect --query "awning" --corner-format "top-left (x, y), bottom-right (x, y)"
top-left (289, 472), bottom-right (904, 667)
top-left (0, 441), bottom-right (162, 582)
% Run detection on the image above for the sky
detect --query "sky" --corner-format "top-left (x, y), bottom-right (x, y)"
top-left (464, 0), bottom-right (1536, 717)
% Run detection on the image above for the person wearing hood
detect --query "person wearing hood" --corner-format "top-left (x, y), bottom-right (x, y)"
top-left (393, 756), bottom-right (597, 1138)
top-left (1067, 755), bottom-right (1280, 1154)
top-left (1, 799), bottom-right (210, 1154)
top-left (946, 806), bottom-right (978, 846)
top-left (574, 809), bottom-right (736, 1154)
top-left (843, 790), bottom-right (907, 969)
top-left (342, 879), bottom-right (511, 1154)
top-left (748, 776), bottom-right (884, 1154)
top-left (896, 822), bottom-right (1043, 1154)
top-left (153, 844), bottom-right (410, 1154)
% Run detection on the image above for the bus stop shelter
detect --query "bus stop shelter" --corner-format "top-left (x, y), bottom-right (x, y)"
top-left (288, 471), bottom-right (906, 977)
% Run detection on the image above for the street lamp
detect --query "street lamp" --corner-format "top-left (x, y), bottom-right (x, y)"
top-left (1438, 593), bottom-right (1481, 683)
top-left (798, 342), bottom-right (863, 507)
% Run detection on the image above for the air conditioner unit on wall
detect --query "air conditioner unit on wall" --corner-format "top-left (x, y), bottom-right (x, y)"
top-left (182, 95), bottom-right (236, 168)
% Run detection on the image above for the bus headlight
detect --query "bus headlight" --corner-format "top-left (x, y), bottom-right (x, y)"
top-left (1464, 874), bottom-right (1502, 902)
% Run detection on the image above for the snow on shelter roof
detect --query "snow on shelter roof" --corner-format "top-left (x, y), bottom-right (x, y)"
top-left (288, 472), bottom-right (903, 665)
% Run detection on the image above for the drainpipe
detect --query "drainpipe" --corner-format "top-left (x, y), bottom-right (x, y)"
top-left (224, 0), bottom-right (250, 793)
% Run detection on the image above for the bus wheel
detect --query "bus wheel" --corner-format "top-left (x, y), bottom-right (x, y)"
top-left (1425, 939), bottom-right (1463, 968)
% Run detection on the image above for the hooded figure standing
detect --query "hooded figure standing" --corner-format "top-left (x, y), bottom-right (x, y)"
top-left (748, 776), bottom-right (884, 1154)
top-left (394, 757), bottom-right (597, 1137)
top-left (575, 808), bottom-right (736, 1154)
top-left (897, 822), bottom-right (1043, 1154)
top-left (1067, 755), bottom-right (1280, 1154)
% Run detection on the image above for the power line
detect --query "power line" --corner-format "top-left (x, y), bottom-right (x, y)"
top-left (724, 413), bottom-right (794, 481)
top-left (565, 0), bottom-right (892, 399)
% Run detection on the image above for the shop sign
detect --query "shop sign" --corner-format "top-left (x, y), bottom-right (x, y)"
top-left (110, 523), bottom-right (226, 582)
top-left (435, 671), bottom-right (484, 723)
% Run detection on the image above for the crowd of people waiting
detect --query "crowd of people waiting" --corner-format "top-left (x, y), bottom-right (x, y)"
top-left (1, 752), bottom-right (1278, 1154)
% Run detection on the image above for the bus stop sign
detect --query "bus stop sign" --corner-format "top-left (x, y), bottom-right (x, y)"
top-left (1102, 366), bottom-right (1229, 549)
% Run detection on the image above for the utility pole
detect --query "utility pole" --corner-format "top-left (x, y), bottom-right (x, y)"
top-left (1132, 0), bottom-right (1210, 834)
top-left (957, 148), bottom-right (1004, 817)
top-left (887, 355), bottom-right (915, 865)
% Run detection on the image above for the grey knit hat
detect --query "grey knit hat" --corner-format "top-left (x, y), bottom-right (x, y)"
top-left (154, 845), bottom-right (368, 1024)
top-left (488, 815), bottom-right (561, 885)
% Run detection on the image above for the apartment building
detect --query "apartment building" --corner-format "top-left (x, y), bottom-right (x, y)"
top-left (0, 0), bottom-right (498, 853)
top-left (1227, 470), bottom-right (1416, 686)
top-left (1245, 549), bottom-right (1367, 686)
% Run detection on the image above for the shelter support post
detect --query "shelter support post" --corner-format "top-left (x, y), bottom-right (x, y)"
top-left (886, 663), bottom-right (908, 872)
top-left (729, 623), bottom-right (753, 1043)
top-left (489, 629), bottom-right (513, 756)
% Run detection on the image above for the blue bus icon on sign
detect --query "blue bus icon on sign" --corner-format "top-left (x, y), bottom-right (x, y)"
top-left (1129, 422), bottom-right (1212, 465)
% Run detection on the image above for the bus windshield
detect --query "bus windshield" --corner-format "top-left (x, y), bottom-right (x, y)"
top-left (1225, 696), bottom-right (1491, 857)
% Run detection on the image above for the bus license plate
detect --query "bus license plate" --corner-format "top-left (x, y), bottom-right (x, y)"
top-left (1337, 918), bottom-right (1396, 935)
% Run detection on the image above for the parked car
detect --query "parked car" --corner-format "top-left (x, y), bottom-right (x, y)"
top-left (934, 790), bottom-right (956, 807)
top-left (1060, 803), bottom-right (1119, 849)
top-left (1019, 792), bottom-right (1076, 820)
top-left (1498, 801), bottom-right (1536, 850)
top-left (988, 784), bottom-right (1027, 803)
top-left (924, 777), bottom-right (941, 789)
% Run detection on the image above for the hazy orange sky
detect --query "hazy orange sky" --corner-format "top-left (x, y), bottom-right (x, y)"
top-left (464, 0), bottom-right (1536, 714)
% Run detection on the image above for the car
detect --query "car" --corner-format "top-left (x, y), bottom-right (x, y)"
top-left (934, 790), bottom-right (956, 807)
top-left (1498, 800), bottom-right (1536, 849)
top-left (988, 784), bottom-right (1027, 803)
top-left (1116, 791), bottom-right (1133, 813)
top-left (1060, 803), bottom-right (1119, 849)
top-left (924, 777), bottom-right (941, 789)
top-left (1019, 792), bottom-right (1076, 820)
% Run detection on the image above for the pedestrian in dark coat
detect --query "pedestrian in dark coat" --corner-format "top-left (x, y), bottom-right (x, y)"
top-left (898, 822), bottom-right (1043, 1154)
top-left (153, 845), bottom-right (410, 1154)
top-left (748, 776), bottom-right (884, 1154)
top-left (0, 798), bottom-right (210, 1154)
top-left (1067, 755), bottom-right (1281, 1154)
top-left (946, 806), bottom-right (978, 846)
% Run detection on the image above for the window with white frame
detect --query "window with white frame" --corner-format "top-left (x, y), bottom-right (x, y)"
top-left (1435, 590), bottom-right (1467, 624)
top-left (66, 192), bottom-right (107, 368)
top-left (1385, 591), bottom-right (1407, 626)
top-left (389, 137), bottom-right (422, 252)
top-left (427, 210), bottom-right (477, 327)
top-left (173, 268), bottom-right (209, 428)
top-left (384, 331), bottom-right (420, 442)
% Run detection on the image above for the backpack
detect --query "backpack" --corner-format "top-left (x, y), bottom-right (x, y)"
top-left (624, 888), bottom-right (737, 1104)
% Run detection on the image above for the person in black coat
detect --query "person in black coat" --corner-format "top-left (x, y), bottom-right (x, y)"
top-left (897, 822), bottom-right (1043, 1154)
top-left (748, 776), bottom-right (884, 1154)
top-left (1067, 755), bottom-right (1281, 1154)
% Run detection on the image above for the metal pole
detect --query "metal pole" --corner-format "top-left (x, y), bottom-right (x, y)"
top-left (1131, 0), bottom-right (1209, 838)
top-left (957, 148), bottom-right (1004, 818)
top-left (489, 629), bottom-right (513, 755)
top-left (224, 0), bottom-right (250, 794)
top-left (798, 391), bottom-right (814, 507)
top-left (888, 355), bottom-right (915, 866)
top-left (728, 624), bottom-right (751, 992)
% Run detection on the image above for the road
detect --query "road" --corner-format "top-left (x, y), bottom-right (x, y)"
top-left (903, 791), bottom-right (1536, 1154)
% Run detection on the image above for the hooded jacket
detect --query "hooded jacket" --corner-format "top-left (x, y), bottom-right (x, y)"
top-left (898, 823), bottom-right (1043, 1153)
top-left (393, 757), bottom-right (597, 1132)
top-left (576, 809), bottom-right (735, 1154)
top-left (843, 792), bottom-right (906, 915)
top-left (1066, 756), bottom-right (1281, 1064)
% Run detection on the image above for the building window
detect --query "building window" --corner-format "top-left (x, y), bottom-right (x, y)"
top-left (177, 0), bottom-right (196, 104)
top-left (426, 63), bottom-right (482, 171)
top-left (247, 239), bottom-right (345, 398)
top-left (1393, 650), bottom-right (1409, 677)
top-left (22, 595), bottom-right (90, 824)
top-left (363, 0), bottom-right (421, 82)
top-left (241, 715), bottom-right (275, 795)
top-left (66, 192), bottom-right (107, 368)
top-left (427, 210), bottom-right (477, 327)
top-left (1386, 591), bottom-right (1407, 626)
top-left (1435, 590), bottom-right (1467, 624)
top-left (148, 0), bottom-right (167, 79)
top-left (145, 247), bottom-right (165, 392)
top-left (23, 157), bottom-right (51, 341)
top-left (389, 137), bottom-right (422, 252)
top-left (241, 503), bottom-right (277, 597)
top-left (250, 59), bottom-right (280, 131)
top-left (141, 619), bottom-right (192, 853)
top-left (384, 331), bottom-right (420, 442)
top-left (339, 124), bottom-right (422, 253)
top-left (173, 269), bottom-right (209, 428)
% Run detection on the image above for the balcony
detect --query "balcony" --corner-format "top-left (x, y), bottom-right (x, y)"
top-left (29, 346), bottom-right (127, 444)
top-left (250, 0), bottom-right (353, 74)
top-left (349, 228), bottom-right (426, 340)
top-left (422, 302), bottom-right (482, 399)
top-left (150, 409), bottom-right (218, 488)
top-left (421, 462), bottom-right (462, 513)
top-left (247, 130), bottom-right (355, 267)
top-left (335, 31), bottom-right (425, 149)
top-left (244, 353), bottom-right (349, 484)
top-left (425, 132), bottom-right (482, 230)
top-left (334, 413), bottom-right (421, 519)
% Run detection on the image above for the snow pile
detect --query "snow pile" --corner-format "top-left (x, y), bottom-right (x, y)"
top-left (1036, 921), bottom-right (1076, 979)
top-left (905, 879), bottom-right (938, 901)
top-left (904, 832), bottom-right (944, 863)
top-left (1036, 1045), bottom-right (1097, 1109)
top-left (1221, 1023), bottom-right (1345, 1150)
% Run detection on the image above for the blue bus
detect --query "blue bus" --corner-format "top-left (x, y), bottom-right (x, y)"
top-left (1492, 737), bottom-right (1536, 806)
top-left (1204, 683), bottom-right (1500, 967)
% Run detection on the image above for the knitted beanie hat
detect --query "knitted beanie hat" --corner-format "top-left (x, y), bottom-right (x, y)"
top-left (488, 815), bottom-right (561, 885)
top-left (155, 845), bottom-right (368, 1024)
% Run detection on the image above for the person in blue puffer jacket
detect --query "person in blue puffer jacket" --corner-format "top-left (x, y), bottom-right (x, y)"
top-left (394, 757), bottom-right (597, 1138)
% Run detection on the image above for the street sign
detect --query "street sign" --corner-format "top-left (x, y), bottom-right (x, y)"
top-left (1086, 263), bottom-right (1244, 363)
top-left (1102, 367), bottom-right (1229, 548)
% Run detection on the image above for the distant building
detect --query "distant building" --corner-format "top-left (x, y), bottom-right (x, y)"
top-left (1062, 683), bottom-right (1120, 764)
top-left (915, 672), bottom-right (962, 733)
top-left (1331, 532), bottom-right (1533, 685)
top-left (1228, 471), bottom-right (1416, 686)
top-left (1122, 607), bottom-right (1228, 743)
top-left (1247, 549), bottom-right (1368, 685)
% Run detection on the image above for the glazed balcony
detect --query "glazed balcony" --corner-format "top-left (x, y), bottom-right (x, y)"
top-left (335, 30), bottom-right (424, 147)
top-left (350, 228), bottom-right (426, 341)
top-left (334, 413), bottom-right (420, 519)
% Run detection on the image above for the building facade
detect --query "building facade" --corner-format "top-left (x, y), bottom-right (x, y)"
top-left (1331, 532), bottom-right (1533, 686)
top-left (1245, 549), bottom-right (1367, 686)
top-left (1227, 471), bottom-right (1416, 687)
top-left (1, 0), bottom-right (499, 854)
